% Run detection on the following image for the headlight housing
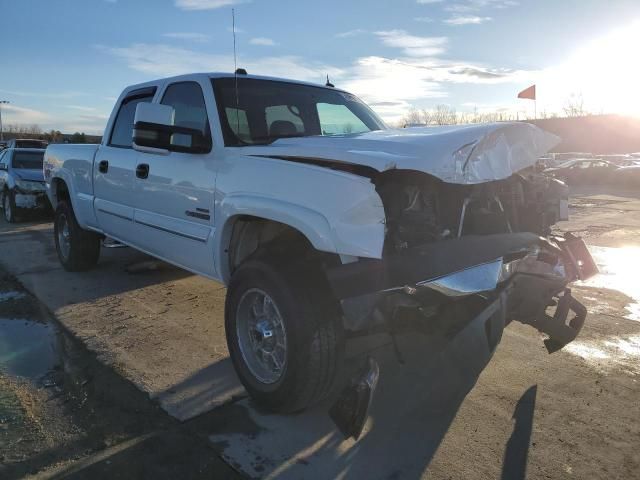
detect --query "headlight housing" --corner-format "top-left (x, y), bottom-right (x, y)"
top-left (15, 179), bottom-right (46, 192)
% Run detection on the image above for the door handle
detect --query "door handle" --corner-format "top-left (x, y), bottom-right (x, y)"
top-left (136, 163), bottom-right (149, 179)
top-left (98, 160), bottom-right (109, 174)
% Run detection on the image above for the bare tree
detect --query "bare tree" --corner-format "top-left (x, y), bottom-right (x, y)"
top-left (403, 108), bottom-right (424, 126)
top-left (563, 93), bottom-right (588, 117)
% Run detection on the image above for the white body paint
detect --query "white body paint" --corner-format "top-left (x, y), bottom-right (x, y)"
top-left (44, 73), bottom-right (559, 284)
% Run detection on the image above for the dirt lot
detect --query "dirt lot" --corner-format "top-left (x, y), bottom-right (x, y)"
top-left (1, 187), bottom-right (639, 479)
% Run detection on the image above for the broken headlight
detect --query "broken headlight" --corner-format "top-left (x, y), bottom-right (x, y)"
top-left (15, 179), bottom-right (46, 192)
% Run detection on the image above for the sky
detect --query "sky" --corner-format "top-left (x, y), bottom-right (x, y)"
top-left (2, 0), bottom-right (640, 134)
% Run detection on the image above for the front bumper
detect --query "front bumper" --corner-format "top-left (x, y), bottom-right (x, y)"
top-left (15, 192), bottom-right (50, 209)
top-left (327, 232), bottom-right (597, 351)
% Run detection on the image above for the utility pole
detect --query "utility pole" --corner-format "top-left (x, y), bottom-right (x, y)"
top-left (0, 101), bottom-right (9, 141)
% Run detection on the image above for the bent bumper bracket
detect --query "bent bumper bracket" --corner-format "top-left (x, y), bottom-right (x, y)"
top-left (522, 288), bottom-right (587, 353)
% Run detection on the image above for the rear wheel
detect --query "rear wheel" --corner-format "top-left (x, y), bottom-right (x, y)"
top-left (225, 256), bottom-right (343, 413)
top-left (54, 200), bottom-right (101, 271)
top-left (3, 190), bottom-right (17, 223)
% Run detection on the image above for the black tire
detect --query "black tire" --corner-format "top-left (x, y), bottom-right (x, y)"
top-left (3, 189), bottom-right (17, 223)
top-left (225, 257), bottom-right (343, 413)
top-left (54, 200), bottom-right (101, 271)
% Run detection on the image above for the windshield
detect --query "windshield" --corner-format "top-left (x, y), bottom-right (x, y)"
top-left (12, 151), bottom-right (45, 170)
top-left (212, 77), bottom-right (386, 146)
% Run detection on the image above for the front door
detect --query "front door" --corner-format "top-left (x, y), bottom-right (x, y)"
top-left (132, 80), bottom-right (217, 276)
top-left (94, 87), bottom-right (156, 244)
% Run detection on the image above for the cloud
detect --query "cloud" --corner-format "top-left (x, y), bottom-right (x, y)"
top-left (335, 29), bottom-right (367, 38)
top-left (249, 37), bottom-right (278, 46)
top-left (414, 17), bottom-right (434, 23)
top-left (98, 42), bottom-right (535, 125)
top-left (99, 43), bottom-right (343, 81)
top-left (375, 30), bottom-right (448, 57)
top-left (66, 105), bottom-right (98, 112)
top-left (163, 32), bottom-right (211, 42)
top-left (445, 0), bottom-right (517, 13)
top-left (444, 15), bottom-right (492, 25)
top-left (2, 104), bottom-right (51, 124)
top-left (175, 0), bottom-right (245, 10)
top-left (0, 89), bottom-right (86, 99)
top-left (416, 0), bottom-right (443, 4)
top-left (340, 56), bottom-right (447, 122)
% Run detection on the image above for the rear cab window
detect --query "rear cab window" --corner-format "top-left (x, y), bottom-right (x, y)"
top-left (12, 151), bottom-right (44, 170)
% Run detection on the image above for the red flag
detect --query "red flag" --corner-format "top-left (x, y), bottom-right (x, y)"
top-left (518, 85), bottom-right (536, 100)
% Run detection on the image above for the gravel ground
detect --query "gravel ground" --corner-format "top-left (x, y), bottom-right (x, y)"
top-left (0, 187), bottom-right (639, 479)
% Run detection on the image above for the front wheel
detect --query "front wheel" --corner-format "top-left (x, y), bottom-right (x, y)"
top-left (225, 258), bottom-right (343, 413)
top-left (3, 190), bottom-right (17, 223)
top-left (54, 200), bottom-right (101, 271)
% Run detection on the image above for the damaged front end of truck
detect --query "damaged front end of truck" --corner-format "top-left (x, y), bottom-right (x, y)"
top-left (321, 124), bottom-right (598, 439)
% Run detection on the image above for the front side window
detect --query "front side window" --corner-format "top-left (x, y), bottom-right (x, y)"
top-left (212, 77), bottom-right (386, 146)
top-left (109, 88), bottom-right (156, 148)
top-left (12, 151), bottom-right (45, 170)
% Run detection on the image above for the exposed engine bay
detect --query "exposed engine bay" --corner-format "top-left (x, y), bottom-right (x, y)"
top-left (375, 169), bottom-right (569, 253)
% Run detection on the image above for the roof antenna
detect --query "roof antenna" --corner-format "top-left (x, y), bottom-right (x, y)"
top-left (232, 8), bottom-right (241, 139)
top-left (325, 75), bottom-right (335, 88)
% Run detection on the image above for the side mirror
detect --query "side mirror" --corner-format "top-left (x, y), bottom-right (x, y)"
top-left (132, 103), bottom-right (211, 154)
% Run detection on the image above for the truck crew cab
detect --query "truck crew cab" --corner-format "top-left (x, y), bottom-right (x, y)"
top-left (44, 72), bottom-right (596, 427)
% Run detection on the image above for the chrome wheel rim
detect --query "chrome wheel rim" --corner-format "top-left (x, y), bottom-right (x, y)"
top-left (56, 213), bottom-right (71, 261)
top-left (236, 288), bottom-right (288, 384)
top-left (3, 194), bottom-right (10, 222)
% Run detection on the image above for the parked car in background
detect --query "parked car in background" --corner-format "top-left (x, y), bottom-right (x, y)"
top-left (544, 158), bottom-right (618, 184)
top-left (548, 152), bottom-right (593, 167)
top-left (0, 147), bottom-right (50, 222)
top-left (612, 165), bottom-right (640, 187)
top-left (3, 138), bottom-right (49, 150)
top-left (595, 153), bottom-right (636, 166)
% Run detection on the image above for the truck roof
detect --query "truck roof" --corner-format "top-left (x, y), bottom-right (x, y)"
top-left (124, 72), bottom-right (346, 94)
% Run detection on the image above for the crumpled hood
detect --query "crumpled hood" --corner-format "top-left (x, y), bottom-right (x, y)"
top-left (13, 168), bottom-right (45, 182)
top-left (244, 122), bottom-right (559, 184)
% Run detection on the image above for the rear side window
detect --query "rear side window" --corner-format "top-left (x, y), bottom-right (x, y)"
top-left (109, 88), bottom-right (156, 148)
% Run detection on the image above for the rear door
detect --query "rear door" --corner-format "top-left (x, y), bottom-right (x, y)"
top-left (132, 80), bottom-right (217, 276)
top-left (93, 87), bottom-right (156, 243)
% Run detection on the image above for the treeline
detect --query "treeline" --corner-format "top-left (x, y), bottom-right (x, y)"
top-left (398, 95), bottom-right (591, 127)
top-left (1, 124), bottom-right (99, 144)
top-left (397, 105), bottom-right (590, 127)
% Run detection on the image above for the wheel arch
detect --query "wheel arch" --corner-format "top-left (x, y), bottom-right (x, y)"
top-left (215, 193), bottom-right (385, 283)
top-left (216, 211), bottom-right (333, 284)
top-left (49, 177), bottom-right (71, 209)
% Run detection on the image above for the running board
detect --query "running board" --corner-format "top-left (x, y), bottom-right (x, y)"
top-left (102, 238), bottom-right (128, 249)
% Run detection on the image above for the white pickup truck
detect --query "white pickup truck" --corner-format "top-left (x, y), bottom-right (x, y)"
top-left (44, 72), bottom-right (596, 431)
